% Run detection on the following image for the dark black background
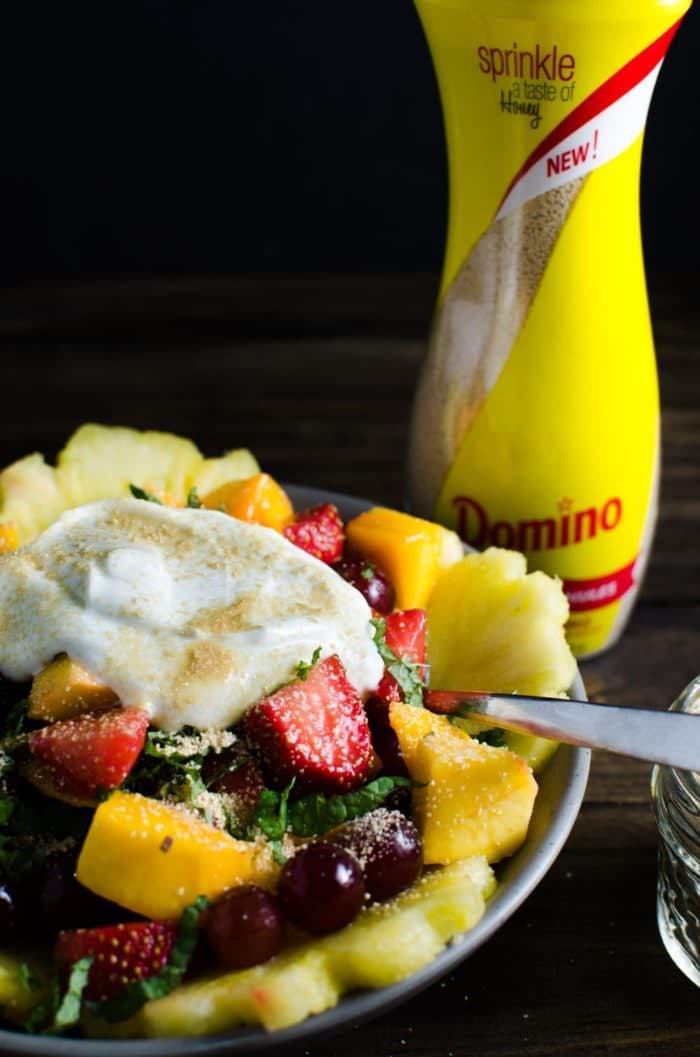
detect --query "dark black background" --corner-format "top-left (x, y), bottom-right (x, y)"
top-left (0, 1), bottom-right (697, 286)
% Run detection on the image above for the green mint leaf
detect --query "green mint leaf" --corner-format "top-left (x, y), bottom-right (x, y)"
top-left (371, 619), bottom-right (425, 708)
top-left (4, 698), bottom-right (30, 740)
top-left (296, 647), bottom-right (322, 681)
top-left (26, 957), bottom-right (93, 1035)
top-left (186, 487), bottom-right (202, 509)
top-left (247, 780), bottom-right (295, 859)
top-left (25, 975), bottom-right (61, 1034)
top-left (0, 792), bottom-right (15, 825)
top-left (19, 962), bottom-right (41, 993)
top-left (286, 776), bottom-right (413, 838)
top-left (53, 957), bottom-right (93, 1031)
top-left (95, 896), bottom-right (208, 1024)
top-left (129, 484), bottom-right (163, 505)
top-left (268, 838), bottom-right (287, 865)
top-left (361, 565), bottom-right (374, 581)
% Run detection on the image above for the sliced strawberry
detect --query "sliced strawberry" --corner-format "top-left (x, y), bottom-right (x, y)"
top-left (283, 503), bottom-right (344, 563)
top-left (55, 920), bottom-right (175, 1001)
top-left (245, 655), bottom-right (371, 793)
top-left (28, 706), bottom-right (149, 798)
top-left (375, 609), bottom-right (428, 705)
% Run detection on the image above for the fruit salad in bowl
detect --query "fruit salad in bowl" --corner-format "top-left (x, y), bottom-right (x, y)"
top-left (0, 425), bottom-right (582, 1043)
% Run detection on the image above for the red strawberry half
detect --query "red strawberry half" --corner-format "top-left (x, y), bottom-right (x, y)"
top-left (28, 706), bottom-right (149, 799)
top-left (283, 504), bottom-right (344, 563)
top-left (55, 921), bottom-right (175, 1001)
top-left (375, 609), bottom-right (427, 705)
top-left (245, 655), bottom-right (371, 793)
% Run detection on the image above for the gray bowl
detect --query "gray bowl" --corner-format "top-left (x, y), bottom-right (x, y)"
top-left (0, 487), bottom-right (590, 1056)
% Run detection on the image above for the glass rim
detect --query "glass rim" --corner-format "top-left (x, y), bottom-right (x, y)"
top-left (668, 675), bottom-right (700, 798)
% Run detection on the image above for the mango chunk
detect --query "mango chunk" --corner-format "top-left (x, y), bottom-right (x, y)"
top-left (202, 473), bottom-right (293, 532)
top-left (389, 702), bottom-right (538, 862)
top-left (388, 700), bottom-right (447, 773)
top-left (77, 791), bottom-right (278, 920)
top-left (345, 507), bottom-right (462, 610)
top-left (0, 521), bottom-right (19, 553)
top-left (411, 723), bottom-right (538, 866)
top-left (28, 655), bottom-right (119, 722)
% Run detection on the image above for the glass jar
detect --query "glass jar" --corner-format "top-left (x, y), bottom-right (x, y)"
top-left (650, 675), bottom-right (700, 985)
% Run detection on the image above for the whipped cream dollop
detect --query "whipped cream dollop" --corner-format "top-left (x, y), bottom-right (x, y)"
top-left (0, 499), bottom-right (384, 730)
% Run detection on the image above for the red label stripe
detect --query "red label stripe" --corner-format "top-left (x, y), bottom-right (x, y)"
top-left (497, 19), bottom-right (684, 212)
top-left (562, 559), bottom-right (637, 612)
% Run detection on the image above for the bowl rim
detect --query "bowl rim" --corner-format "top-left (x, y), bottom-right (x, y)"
top-left (0, 485), bottom-right (591, 1056)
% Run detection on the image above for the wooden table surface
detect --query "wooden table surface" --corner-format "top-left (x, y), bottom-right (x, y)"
top-left (1, 275), bottom-right (699, 1056)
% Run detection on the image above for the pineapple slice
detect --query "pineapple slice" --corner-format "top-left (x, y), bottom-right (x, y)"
top-left (428, 547), bottom-right (576, 698)
top-left (427, 548), bottom-right (575, 770)
top-left (0, 425), bottom-right (261, 545)
top-left (89, 857), bottom-right (495, 1038)
top-left (188, 450), bottom-right (260, 498)
top-left (56, 424), bottom-right (202, 508)
top-left (0, 453), bottom-right (66, 543)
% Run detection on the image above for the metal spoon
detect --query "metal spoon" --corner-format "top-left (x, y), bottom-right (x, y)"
top-left (426, 690), bottom-right (700, 771)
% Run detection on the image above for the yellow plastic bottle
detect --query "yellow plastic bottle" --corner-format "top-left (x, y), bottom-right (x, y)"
top-left (407, 0), bottom-right (692, 657)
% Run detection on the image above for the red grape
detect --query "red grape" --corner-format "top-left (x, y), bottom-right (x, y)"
top-left (332, 808), bottom-right (422, 901)
top-left (278, 842), bottom-right (365, 934)
top-left (333, 558), bottom-right (395, 614)
top-left (204, 886), bottom-right (284, 970)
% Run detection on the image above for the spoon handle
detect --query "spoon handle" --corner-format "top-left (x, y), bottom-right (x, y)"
top-left (425, 690), bottom-right (700, 771)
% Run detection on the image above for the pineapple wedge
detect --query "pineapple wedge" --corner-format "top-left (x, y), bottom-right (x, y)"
top-left (427, 547), bottom-right (576, 698)
top-left (188, 450), bottom-right (260, 498)
top-left (0, 453), bottom-right (65, 543)
top-left (56, 424), bottom-right (202, 508)
top-left (89, 858), bottom-right (495, 1038)
top-left (0, 425), bottom-right (260, 545)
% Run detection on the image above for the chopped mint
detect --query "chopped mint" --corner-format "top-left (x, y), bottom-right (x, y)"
top-left (18, 962), bottom-right (41, 994)
top-left (129, 484), bottom-right (163, 505)
top-left (3, 697), bottom-right (30, 740)
top-left (186, 487), bottom-right (202, 509)
top-left (361, 565), bottom-right (374, 581)
top-left (249, 776), bottom-right (412, 843)
top-left (94, 897), bottom-right (208, 1024)
top-left (296, 647), bottom-right (322, 681)
top-left (248, 781), bottom-right (295, 862)
top-left (287, 776), bottom-right (413, 837)
top-left (26, 956), bottom-right (93, 1035)
top-left (371, 618), bottom-right (425, 708)
top-left (53, 958), bottom-right (93, 1032)
top-left (0, 791), bottom-right (15, 825)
